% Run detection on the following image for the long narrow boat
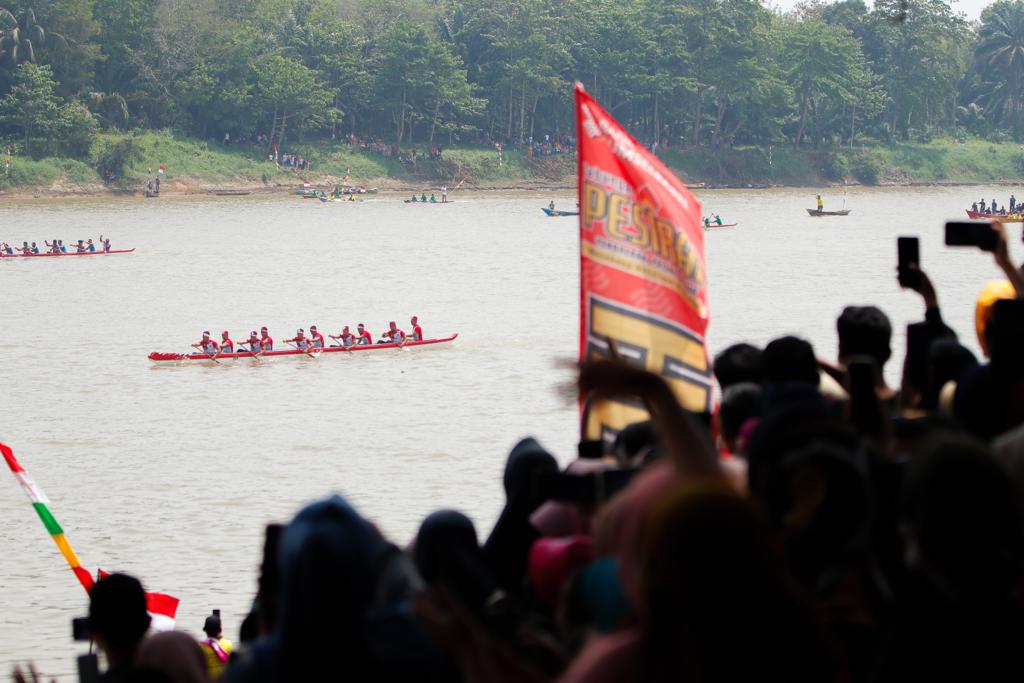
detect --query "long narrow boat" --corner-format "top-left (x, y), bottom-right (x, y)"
top-left (542, 207), bottom-right (579, 216)
top-left (966, 210), bottom-right (1024, 222)
top-left (148, 333), bottom-right (459, 362)
top-left (403, 200), bottom-right (453, 204)
top-left (704, 223), bottom-right (738, 229)
top-left (807, 209), bottom-right (851, 217)
top-left (1, 248), bottom-right (135, 258)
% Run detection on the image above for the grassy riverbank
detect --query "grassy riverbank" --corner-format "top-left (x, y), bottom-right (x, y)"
top-left (2, 132), bottom-right (1024, 198)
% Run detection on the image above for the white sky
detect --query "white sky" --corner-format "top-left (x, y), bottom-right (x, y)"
top-left (769, 0), bottom-right (990, 21)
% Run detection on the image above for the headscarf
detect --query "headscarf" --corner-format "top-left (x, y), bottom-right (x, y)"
top-left (135, 631), bottom-right (210, 683)
top-left (414, 510), bottom-right (497, 612)
top-left (229, 495), bottom-right (440, 683)
top-left (483, 438), bottom-right (559, 594)
top-left (527, 535), bottom-right (594, 608)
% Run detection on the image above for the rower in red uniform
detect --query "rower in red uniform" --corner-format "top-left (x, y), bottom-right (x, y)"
top-left (99, 234), bottom-right (112, 252)
top-left (308, 325), bottom-right (325, 349)
top-left (408, 315), bottom-right (423, 342)
top-left (193, 331), bottom-right (220, 355)
top-left (285, 329), bottom-right (310, 350)
top-left (356, 323), bottom-right (373, 345)
top-left (385, 321), bottom-right (406, 344)
top-left (330, 326), bottom-right (356, 347)
top-left (219, 331), bottom-right (235, 355)
top-left (18, 242), bottom-right (31, 255)
top-left (260, 326), bottom-right (273, 351)
top-left (241, 331), bottom-right (262, 353)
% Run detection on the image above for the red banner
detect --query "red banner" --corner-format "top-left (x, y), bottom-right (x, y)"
top-left (576, 83), bottom-right (711, 441)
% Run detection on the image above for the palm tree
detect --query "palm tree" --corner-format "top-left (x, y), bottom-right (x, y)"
top-left (0, 6), bottom-right (66, 65)
top-left (974, 0), bottom-right (1024, 139)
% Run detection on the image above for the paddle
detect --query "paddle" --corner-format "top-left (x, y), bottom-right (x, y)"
top-left (191, 343), bottom-right (221, 364)
top-left (286, 340), bottom-right (319, 358)
top-left (329, 335), bottom-right (353, 351)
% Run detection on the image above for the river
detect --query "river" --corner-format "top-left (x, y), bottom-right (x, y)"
top-left (0, 186), bottom-right (1020, 677)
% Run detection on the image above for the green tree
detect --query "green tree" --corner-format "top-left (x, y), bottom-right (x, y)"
top-left (0, 61), bottom-right (60, 155)
top-left (972, 0), bottom-right (1024, 140)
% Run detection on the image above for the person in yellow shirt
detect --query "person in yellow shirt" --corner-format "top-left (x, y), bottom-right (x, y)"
top-left (199, 613), bottom-right (234, 679)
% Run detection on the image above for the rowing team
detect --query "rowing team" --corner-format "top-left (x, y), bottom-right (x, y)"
top-left (192, 317), bottom-right (424, 355)
top-left (1, 236), bottom-right (112, 255)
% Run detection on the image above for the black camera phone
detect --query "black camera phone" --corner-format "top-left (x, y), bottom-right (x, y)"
top-left (897, 236), bottom-right (920, 288)
top-left (72, 616), bottom-right (90, 642)
top-left (945, 221), bottom-right (998, 251)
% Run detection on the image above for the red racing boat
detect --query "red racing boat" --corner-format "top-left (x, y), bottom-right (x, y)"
top-left (965, 211), bottom-right (1024, 222)
top-left (0, 248), bottom-right (135, 258)
top-left (149, 333), bottom-right (459, 362)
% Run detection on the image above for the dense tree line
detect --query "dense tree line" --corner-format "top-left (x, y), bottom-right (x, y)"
top-left (1, 0), bottom-right (1024, 161)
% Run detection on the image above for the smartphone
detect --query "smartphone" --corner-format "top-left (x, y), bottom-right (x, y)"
top-left (945, 221), bottom-right (998, 251)
top-left (538, 470), bottom-right (636, 505)
top-left (72, 616), bottom-right (91, 642)
top-left (897, 236), bottom-right (920, 288)
top-left (77, 654), bottom-right (99, 683)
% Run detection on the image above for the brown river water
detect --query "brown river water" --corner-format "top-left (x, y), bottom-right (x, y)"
top-left (1, 186), bottom-right (1021, 677)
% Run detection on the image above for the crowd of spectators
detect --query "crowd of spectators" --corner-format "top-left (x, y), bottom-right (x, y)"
top-left (14, 222), bottom-right (1024, 683)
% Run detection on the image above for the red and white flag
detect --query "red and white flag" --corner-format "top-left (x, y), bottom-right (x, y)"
top-left (576, 83), bottom-right (712, 441)
top-left (157, 165), bottom-right (165, 175)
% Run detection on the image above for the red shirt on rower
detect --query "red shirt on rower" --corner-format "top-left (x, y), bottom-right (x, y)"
top-left (242, 331), bottom-right (261, 353)
top-left (195, 332), bottom-right (219, 354)
top-left (260, 327), bottom-right (273, 351)
top-left (220, 331), bottom-right (234, 354)
top-left (356, 324), bottom-right (373, 345)
top-left (309, 326), bottom-right (325, 349)
top-left (285, 329), bottom-right (309, 349)
top-left (386, 321), bottom-right (406, 343)
top-left (409, 316), bottom-right (423, 342)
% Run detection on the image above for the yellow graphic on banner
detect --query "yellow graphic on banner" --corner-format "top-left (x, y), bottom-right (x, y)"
top-left (584, 297), bottom-right (711, 440)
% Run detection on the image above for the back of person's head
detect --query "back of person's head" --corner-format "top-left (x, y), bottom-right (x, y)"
top-left (719, 382), bottom-right (763, 451)
top-left (837, 305), bottom-right (892, 367)
top-left (134, 631), bottom-right (209, 683)
top-left (89, 573), bottom-right (151, 655)
top-left (414, 509), bottom-right (496, 611)
top-left (763, 336), bottom-right (819, 387)
top-left (713, 343), bottom-right (764, 390)
top-left (501, 437), bottom-right (559, 505)
top-left (921, 339), bottom-right (978, 410)
top-left (202, 615), bottom-right (220, 639)
top-left (640, 483), bottom-right (832, 682)
top-left (614, 420), bottom-right (657, 462)
top-left (903, 433), bottom-right (1024, 600)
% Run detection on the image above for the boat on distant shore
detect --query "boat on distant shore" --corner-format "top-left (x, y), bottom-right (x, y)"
top-left (542, 207), bottom-right (579, 216)
top-left (148, 333), bottom-right (459, 362)
top-left (1, 248), bottom-right (135, 258)
top-left (807, 208), bottom-right (851, 217)
top-left (966, 210), bottom-right (1024, 222)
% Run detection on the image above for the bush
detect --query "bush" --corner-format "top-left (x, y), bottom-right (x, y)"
top-left (59, 102), bottom-right (98, 160)
top-left (820, 151), bottom-right (850, 181)
top-left (850, 151), bottom-right (883, 185)
top-left (93, 139), bottom-right (142, 183)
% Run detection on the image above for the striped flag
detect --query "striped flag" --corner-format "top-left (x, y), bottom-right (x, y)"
top-left (158, 165), bottom-right (166, 175)
top-left (2, 442), bottom-right (95, 592)
top-left (2, 442), bottom-right (179, 627)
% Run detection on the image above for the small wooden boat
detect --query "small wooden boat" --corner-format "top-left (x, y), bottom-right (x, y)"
top-left (807, 208), bottom-right (851, 217)
top-left (965, 210), bottom-right (1024, 222)
top-left (685, 182), bottom-right (705, 189)
top-left (542, 207), bottom-right (579, 216)
top-left (704, 222), bottom-right (738, 229)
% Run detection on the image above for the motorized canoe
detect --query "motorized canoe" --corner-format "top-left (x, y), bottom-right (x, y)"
top-left (965, 210), bottom-right (1024, 222)
top-left (1, 248), bottom-right (135, 258)
top-left (807, 209), bottom-right (851, 217)
top-left (542, 207), bottom-right (579, 216)
top-left (148, 333), bottom-right (459, 362)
